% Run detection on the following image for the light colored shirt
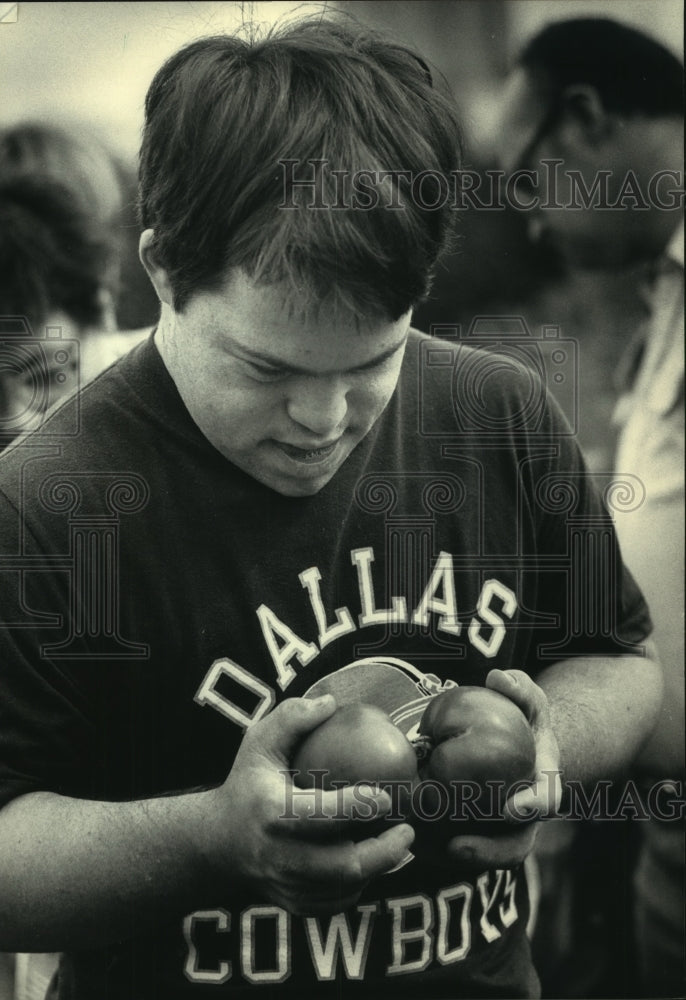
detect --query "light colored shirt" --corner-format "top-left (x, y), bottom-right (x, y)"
top-left (614, 223), bottom-right (684, 500)
top-left (613, 221), bottom-right (684, 771)
top-left (612, 221), bottom-right (684, 981)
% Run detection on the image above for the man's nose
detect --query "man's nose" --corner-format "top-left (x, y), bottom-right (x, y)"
top-left (286, 376), bottom-right (348, 436)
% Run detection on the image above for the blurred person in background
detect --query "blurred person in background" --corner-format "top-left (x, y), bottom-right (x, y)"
top-left (0, 121), bottom-right (149, 445)
top-left (494, 18), bottom-right (684, 999)
top-left (0, 121), bottom-right (150, 1000)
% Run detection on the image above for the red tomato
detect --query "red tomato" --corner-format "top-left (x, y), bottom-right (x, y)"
top-left (293, 703), bottom-right (418, 788)
top-left (292, 703), bottom-right (419, 835)
top-left (412, 686), bottom-right (537, 848)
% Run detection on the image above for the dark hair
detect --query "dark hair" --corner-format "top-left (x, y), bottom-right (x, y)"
top-left (519, 18), bottom-right (684, 118)
top-left (0, 122), bottom-right (124, 225)
top-left (0, 176), bottom-right (113, 330)
top-left (0, 122), bottom-right (124, 331)
top-left (138, 17), bottom-right (463, 320)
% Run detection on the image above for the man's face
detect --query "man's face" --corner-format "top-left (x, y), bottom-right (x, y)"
top-left (157, 270), bottom-right (411, 497)
top-left (496, 69), bottom-right (633, 268)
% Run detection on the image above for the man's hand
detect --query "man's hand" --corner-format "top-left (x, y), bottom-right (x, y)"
top-left (440, 669), bottom-right (562, 872)
top-left (199, 695), bottom-right (415, 915)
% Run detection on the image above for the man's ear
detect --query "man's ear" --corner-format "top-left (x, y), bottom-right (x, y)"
top-left (139, 230), bottom-right (174, 307)
top-left (559, 85), bottom-right (612, 144)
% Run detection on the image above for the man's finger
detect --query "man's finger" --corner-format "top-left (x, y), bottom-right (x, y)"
top-left (279, 783), bottom-right (394, 836)
top-left (268, 823), bottom-right (415, 902)
top-left (354, 822), bottom-right (416, 882)
top-left (245, 695), bottom-right (337, 762)
top-left (485, 669), bottom-right (548, 726)
top-left (444, 824), bottom-right (539, 872)
top-left (505, 769), bottom-right (563, 822)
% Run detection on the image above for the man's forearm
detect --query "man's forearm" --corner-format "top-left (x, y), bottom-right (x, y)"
top-left (0, 697), bottom-right (418, 954)
top-left (536, 648), bottom-right (663, 791)
top-left (0, 787), bottom-right (215, 951)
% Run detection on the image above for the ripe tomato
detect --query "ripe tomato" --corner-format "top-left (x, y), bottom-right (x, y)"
top-left (413, 686), bottom-right (537, 848)
top-left (292, 703), bottom-right (419, 835)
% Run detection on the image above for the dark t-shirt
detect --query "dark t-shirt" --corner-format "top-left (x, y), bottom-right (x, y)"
top-left (0, 330), bottom-right (651, 998)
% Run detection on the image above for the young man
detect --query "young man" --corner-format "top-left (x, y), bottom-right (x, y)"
top-left (494, 19), bottom-right (684, 996)
top-left (0, 18), bottom-right (661, 999)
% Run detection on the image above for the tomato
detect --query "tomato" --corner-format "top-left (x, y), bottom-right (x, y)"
top-left (412, 686), bottom-right (537, 848)
top-left (291, 703), bottom-right (419, 835)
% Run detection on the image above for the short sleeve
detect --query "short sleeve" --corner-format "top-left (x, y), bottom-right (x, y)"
top-left (0, 491), bottom-right (97, 808)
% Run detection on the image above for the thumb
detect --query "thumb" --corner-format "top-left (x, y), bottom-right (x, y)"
top-left (244, 695), bottom-right (337, 764)
top-left (506, 769), bottom-right (563, 822)
top-left (485, 669), bottom-right (548, 727)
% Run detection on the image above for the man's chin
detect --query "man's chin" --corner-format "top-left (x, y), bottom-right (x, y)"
top-left (253, 463), bottom-right (341, 498)
top-left (268, 473), bottom-right (336, 498)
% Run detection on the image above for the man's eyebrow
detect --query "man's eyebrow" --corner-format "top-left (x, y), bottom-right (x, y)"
top-left (231, 336), bottom-right (407, 375)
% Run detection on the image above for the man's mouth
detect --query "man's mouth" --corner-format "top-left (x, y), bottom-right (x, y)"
top-left (276, 439), bottom-right (341, 463)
